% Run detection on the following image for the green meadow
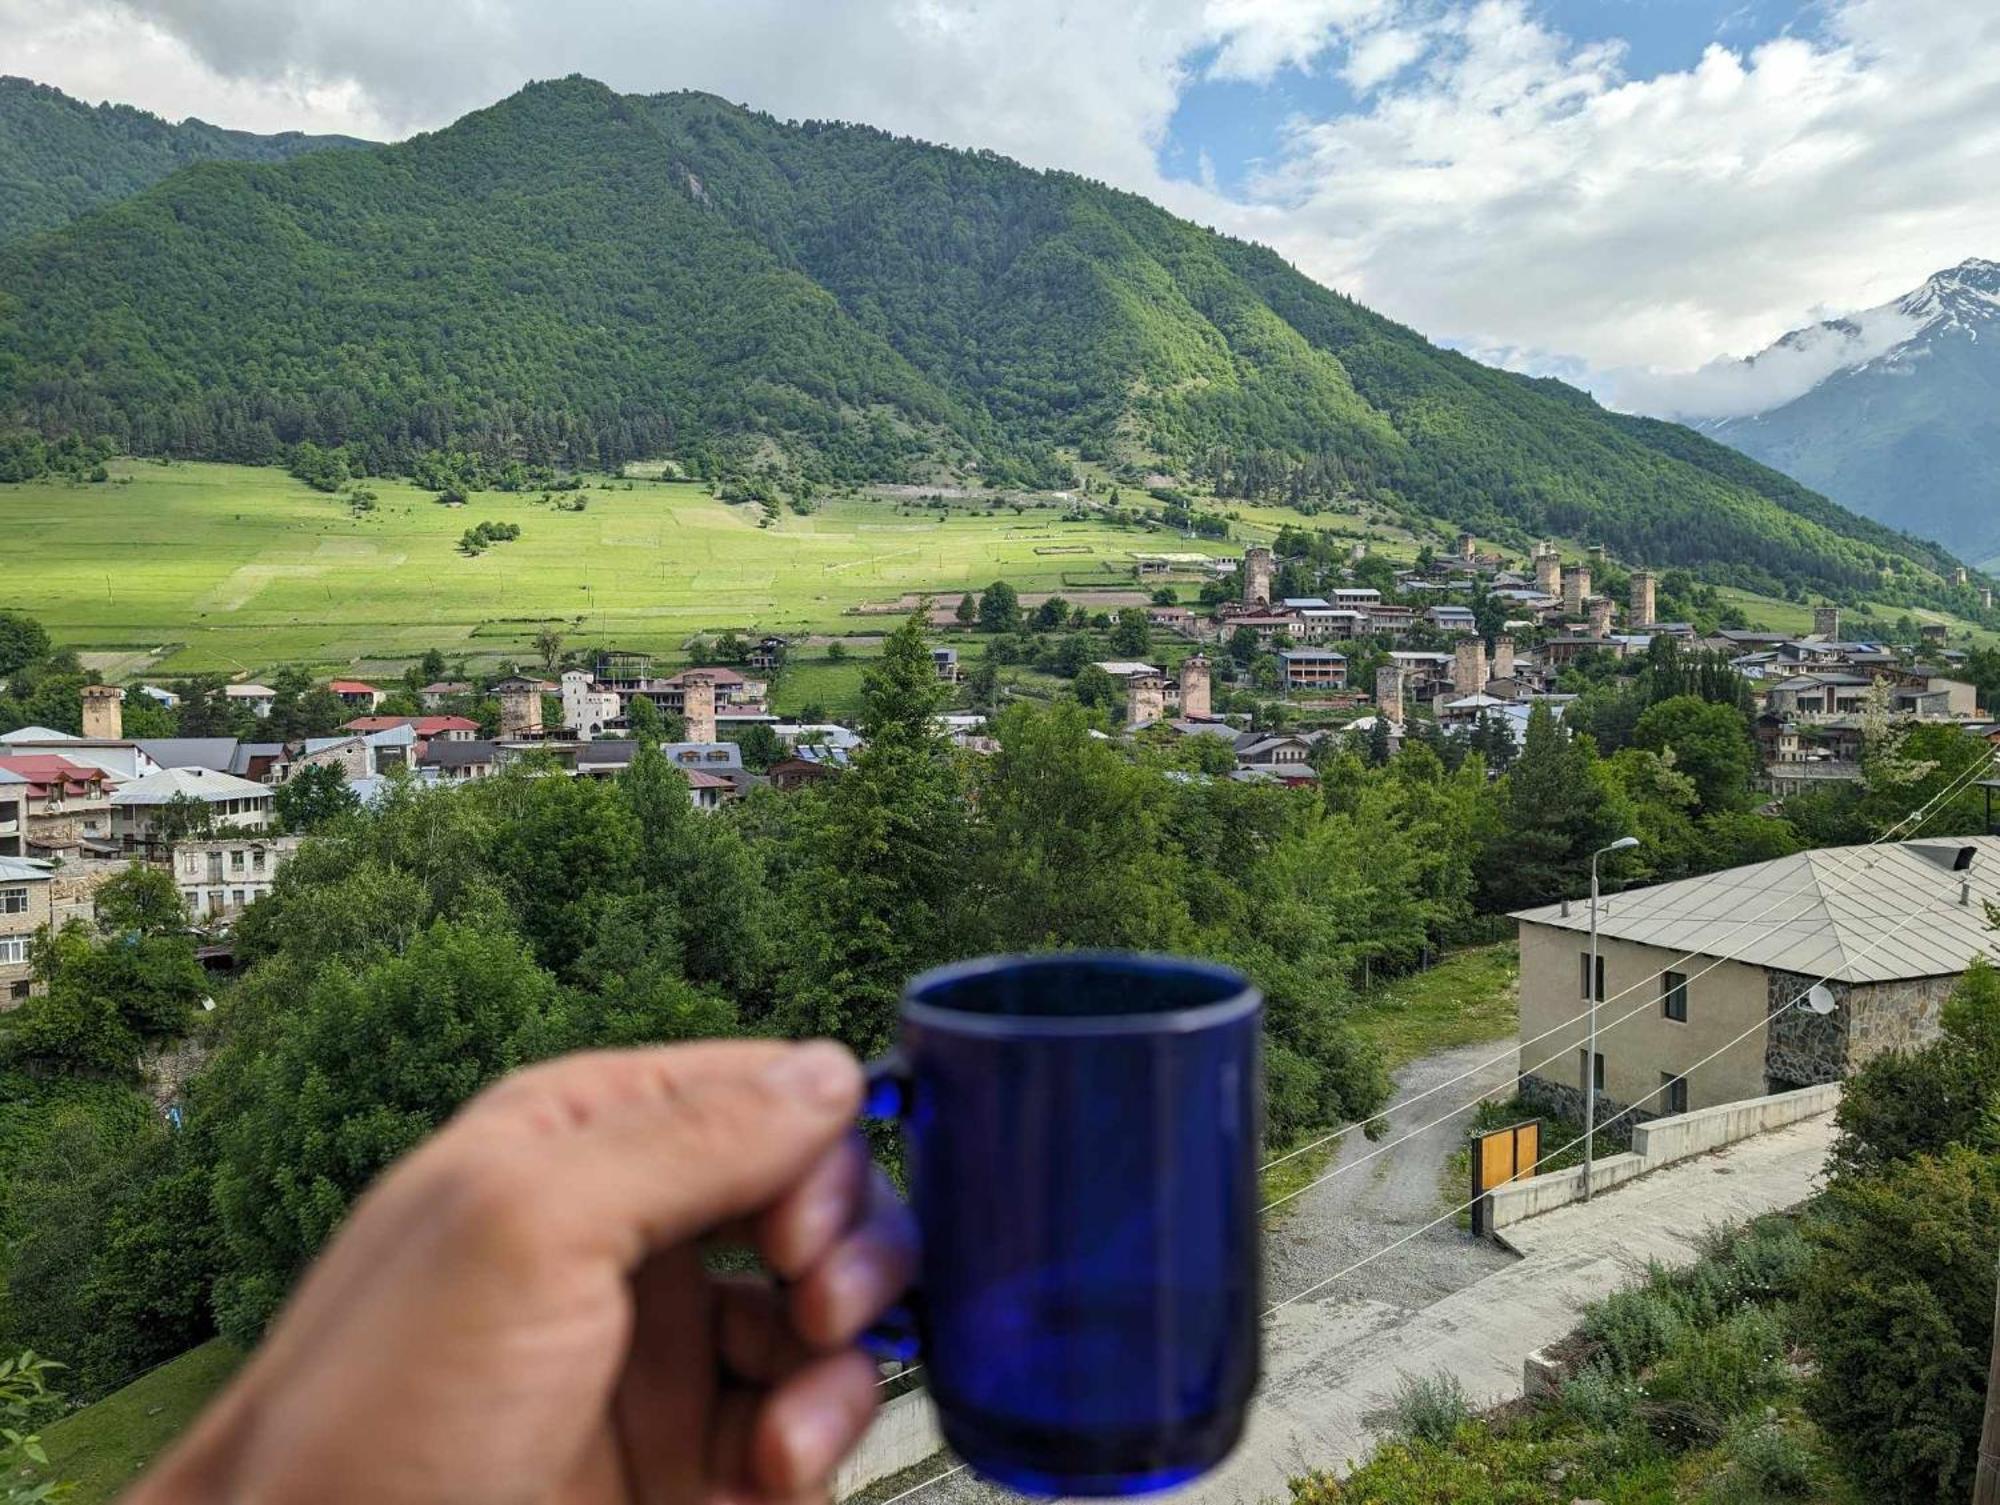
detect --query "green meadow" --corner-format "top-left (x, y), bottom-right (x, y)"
top-left (1, 461), bottom-right (1240, 676)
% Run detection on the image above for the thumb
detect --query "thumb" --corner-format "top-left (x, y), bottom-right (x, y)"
top-left (463, 1040), bottom-right (865, 1271)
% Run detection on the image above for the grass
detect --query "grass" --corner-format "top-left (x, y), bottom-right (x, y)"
top-left (1349, 942), bottom-right (1520, 1071)
top-left (0, 461), bottom-right (1244, 676)
top-left (39, 1340), bottom-right (242, 1505)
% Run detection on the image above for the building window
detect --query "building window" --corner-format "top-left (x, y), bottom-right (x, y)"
top-left (9, 980), bottom-right (26, 1001)
top-left (1662, 971), bottom-right (1688, 1023)
top-left (0, 888), bottom-right (27, 916)
top-left (1662, 1073), bottom-right (1688, 1115)
top-left (0, 936), bottom-right (28, 965)
top-left (252, 849), bottom-right (267, 873)
top-left (1580, 1048), bottom-right (1605, 1092)
top-left (231, 850), bottom-right (247, 872)
top-left (1579, 952), bottom-right (1605, 1001)
top-left (231, 889), bottom-right (247, 908)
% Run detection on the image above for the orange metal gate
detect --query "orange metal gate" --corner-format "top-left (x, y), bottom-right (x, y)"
top-left (1470, 1119), bottom-right (1541, 1236)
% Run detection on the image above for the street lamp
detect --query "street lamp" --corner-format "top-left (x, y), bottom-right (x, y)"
top-left (1583, 835), bottom-right (1641, 1201)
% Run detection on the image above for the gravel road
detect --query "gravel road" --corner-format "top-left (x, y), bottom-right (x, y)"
top-left (895, 1036), bottom-right (1520, 1505)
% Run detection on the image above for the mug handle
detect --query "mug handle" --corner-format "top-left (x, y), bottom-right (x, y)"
top-left (861, 1051), bottom-right (923, 1363)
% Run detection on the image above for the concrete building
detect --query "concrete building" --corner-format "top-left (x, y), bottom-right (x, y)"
top-left (1126, 674), bottom-right (1167, 729)
top-left (1278, 649), bottom-right (1348, 692)
top-left (681, 673), bottom-right (718, 745)
top-left (1451, 637), bottom-right (1488, 697)
top-left (1374, 666), bottom-right (1405, 725)
top-left (174, 834), bottom-right (300, 921)
top-left (0, 856), bottom-right (54, 1005)
top-left (0, 770), bottom-right (24, 858)
top-left (81, 685), bottom-right (123, 741)
top-left (1512, 837), bottom-right (2000, 1128)
top-left (1563, 566), bottom-right (1591, 616)
top-left (420, 740), bottom-right (501, 782)
top-left (1179, 655), bottom-right (1212, 720)
top-left (932, 648), bottom-right (960, 683)
top-left (109, 767), bottom-right (274, 848)
top-left (1331, 588), bottom-right (1382, 610)
top-left (1429, 604), bottom-right (1477, 633)
top-left (419, 681), bottom-right (472, 710)
top-left (224, 683), bottom-right (277, 719)
top-left (1630, 572), bottom-right (1657, 628)
top-left (1242, 547), bottom-right (1275, 606)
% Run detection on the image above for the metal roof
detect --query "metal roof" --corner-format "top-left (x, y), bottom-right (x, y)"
top-left (110, 766), bottom-right (271, 805)
top-left (0, 857), bottom-right (53, 884)
top-left (1513, 836), bottom-right (2000, 983)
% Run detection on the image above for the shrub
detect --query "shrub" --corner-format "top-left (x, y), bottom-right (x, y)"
top-left (1646, 1307), bottom-right (1789, 1421)
top-left (1582, 1272), bottom-right (1690, 1377)
top-left (1385, 1371), bottom-right (1470, 1446)
top-left (1558, 1361), bottom-right (1639, 1431)
top-left (1710, 1418), bottom-right (1817, 1501)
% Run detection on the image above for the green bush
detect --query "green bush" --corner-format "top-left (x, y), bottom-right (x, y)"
top-left (1708, 1418), bottom-right (1817, 1501)
top-left (1558, 1362), bottom-right (1640, 1431)
top-left (1385, 1371), bottom-right (1470, 1446)
top-left (1646, 1307), bottom-right (1789, 1423)
top-left (1582, 1272), bottom-right (1691, 1377)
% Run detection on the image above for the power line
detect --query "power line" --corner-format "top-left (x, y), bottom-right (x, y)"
top-left (1257, 749), bottom-right (1995, 1176)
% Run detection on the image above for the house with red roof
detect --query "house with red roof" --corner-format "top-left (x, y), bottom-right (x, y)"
top-left (0, 754), bottom-right (117, 855)
top-left (340, 715), bottom-right (481, 744)
top-left (328, 680), bottom-right (384, 711)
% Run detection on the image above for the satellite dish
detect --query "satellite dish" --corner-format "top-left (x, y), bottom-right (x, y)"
top-left (1802, 983), bottom-right (1837, 1017)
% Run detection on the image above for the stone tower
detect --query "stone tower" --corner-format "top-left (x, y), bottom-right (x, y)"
top-left (1126, 673), bottom-right (1166, 729)
top-left (1457, 532), bottom-right (1476, 561)
top-left (1587, 543), bottom-right (1607, 566)
top-left (1587, 597), bottom-right (1615, 639)
top-left (1491, 634), bottom-right (1516, 683)
top-left (1178, 655), bottom-right (1212, 721)
top-left (1813, 606), bottom-right (1842, 641)
top-left (1349, 541), bottom-right (1368, 564)
top-left (1374, 665), bottom-right (1405, 724)
top-left (681, 672), bottom-right (718, 745)
top-left (1630, 571), bottom-right (1657, 628)
top-left (80, 685), bottom-right (122, 741)
top-left (1451, 637), bottom-right (1488, 697)
top-left (1535, 551), bottom-right (1562, 598)
top-left (1563, 565), bottom-right (1591, 616)
top-left (496, 677), bottom-right (544, 739)
top-left (1242, 547), bottom-right (1275, 606)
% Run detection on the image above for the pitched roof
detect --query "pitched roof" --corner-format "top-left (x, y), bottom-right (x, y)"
top-left (420, 739), bottom-right (500, 768)
top-left (1513, 836), bottom-right (2000, 983)
top-left (0, 857), bottom-right (52, 884)
top-left (0, 726), bottom-right (74, 743)
top-left (328, 680), bottom-right (380, 694)
top-left (109, 766), bottom-right (270, 806)
top-left (340, 715), bottom-right (481, 735)
top-left (0, 755), bottom-right (112, 797)
top-left (137, 737), bottom-right (241, 772)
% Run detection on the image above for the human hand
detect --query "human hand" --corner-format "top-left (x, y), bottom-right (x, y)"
top-left (129, 1040), bottom-right (915, 1505)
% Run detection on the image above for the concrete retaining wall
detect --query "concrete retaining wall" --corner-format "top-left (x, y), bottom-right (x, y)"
top-left (836, 1386), bottom-right (944, 1499)
top-left (1485, 1083), bottom-right (1840, 1232)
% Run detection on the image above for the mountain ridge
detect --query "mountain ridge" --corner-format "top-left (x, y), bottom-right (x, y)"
top-left (0, 74), bottom-right (1968, 596)
top-left (0, 75), bottom-right (370, 244)
top-left (1699, 258), bottom-right (2000, 563)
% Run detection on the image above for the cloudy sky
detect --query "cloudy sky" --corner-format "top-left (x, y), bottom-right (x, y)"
top-left (12, 0), bottom-right (2000, 418)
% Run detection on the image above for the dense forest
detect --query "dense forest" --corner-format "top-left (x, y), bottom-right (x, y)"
top-left (0, 76), bottom-right (1965, 597)
top-left (0, 76), bottom-right (367, 244)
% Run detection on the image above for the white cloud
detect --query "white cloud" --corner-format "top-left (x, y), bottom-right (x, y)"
top-left (5, 0), bottom-right (2000, 421)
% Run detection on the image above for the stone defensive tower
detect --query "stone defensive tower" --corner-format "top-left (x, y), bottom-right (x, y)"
top-left (681, 672), bottom-right (718, 745)
top-left (1242, 547), bottom-right (1275, 606)
top-left (1374, 665), bottom-right (1405, 725)
top-left (1813, 606), bottom-right (1842, 641)
top-left (1451, 637), bottom-right (1488, 697)
top-left (1630, 571), bottom-right (1656, 628)
top-left (1563, 565), bottom-right (1591, 616)
top-left (1178, 655), bottom-right (1212, 721)
top-left (1587, 597), bottom-right (1615, 639)
top-left (496, 677), bottom-right (544, 739)
top-left (1126, 674), bottom-right (1166, 729)
top-left (1491, 634), bottom-right (1516, 683)
top-left (80, 685), bottom-right (122, 741)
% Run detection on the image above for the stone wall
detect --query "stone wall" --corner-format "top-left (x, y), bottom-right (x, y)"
top-left (1763, 968), bottom-right (1958, 1088)
top-left (1516, 1072), bottom-right (1649, 1151)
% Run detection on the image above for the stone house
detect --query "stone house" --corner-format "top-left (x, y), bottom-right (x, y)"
top-left (0, 754), bottom-right (116, 856)
top-left (1512, 837), bottom-right (2000, 1132)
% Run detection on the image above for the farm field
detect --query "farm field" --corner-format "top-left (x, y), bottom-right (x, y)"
top-left (1, 461), bottom-right (1242, 676)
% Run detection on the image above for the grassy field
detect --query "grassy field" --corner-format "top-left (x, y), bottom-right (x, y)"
top-left (1348, 942), bottom-right (1520, 1071)
top-left (39, 1340), bottom-right (242, 1505)
top-left (0, 461), bottom-right (1241, 676)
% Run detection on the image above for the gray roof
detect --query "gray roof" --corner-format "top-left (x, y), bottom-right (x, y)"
top-left (138, 737), bottom-right (241, 772)
top-left (1514, 837), bottom-right (2000, 983)
top-left (0, 857), bottom-right (52, 884)
top-left (110, 766), bottom-right (271, 806)
top-left (420, 739), bottom-right (499, 769)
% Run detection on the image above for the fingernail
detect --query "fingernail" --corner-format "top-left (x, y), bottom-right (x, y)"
top-left (764, 1041), bottom-right (858, 1109)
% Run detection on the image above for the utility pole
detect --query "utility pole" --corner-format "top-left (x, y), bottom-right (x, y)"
top-left (1975, 1256), bottom-right (2000, 1504)
top-left (1583, 836), bottom-right (1640, 1201)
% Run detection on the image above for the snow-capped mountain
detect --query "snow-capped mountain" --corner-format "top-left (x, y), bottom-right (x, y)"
top-left (1697, 259), bottom-right (2000, 564)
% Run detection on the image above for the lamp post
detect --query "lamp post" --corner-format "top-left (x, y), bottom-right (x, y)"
top-left (1583, 835), bottom-right (1641, 1201)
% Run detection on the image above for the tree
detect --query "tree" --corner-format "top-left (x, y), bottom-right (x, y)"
top-left (533, 625), bottom-right (564, 672)
top-left (976, 580), bottom-right (1020, 634)
top-left (1479, 705), bottom-right (1636, 910)
top-left (1032, 595), bottom-right (1070, 631)
top-left (726, 723), bottom-right (785, 772)
top-left (826, 640), bottom-right (849, 663)
top-left (208, 920), bottom-right (567, 1339)
top-left (1803, 1146), bottom-right (2000, 1504)
top-left (953, 593), bottom-right (977, 627)
top-left (94, 863), bottom-right (186, 936)
top-left (1365, 715), bottom-right (1392, 767)
top-left (419, 648), bottom-right (449, 684)
top-left (274, 763), bottom-right (360, 833)
top-left (153, 791), bottom-right (218, 847)
top-left (1632, 695), bottom-right (1756, 815)
top-left (774, 613), bottom-right (967, 1056)
top-left (0, 611), bottom-right (52, 677)
top-left (1109, 608), bottom-right (1150, 656)
top-left (1227, 626), bottom-right (1260, 665)
top-left (1, 921), bottom-right (207, 1075)
top-left (1072, 663), bottom-right (1120, 715)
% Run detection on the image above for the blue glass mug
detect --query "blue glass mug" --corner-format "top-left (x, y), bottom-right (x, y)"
top-left (866, 953), bottom-right (1263, 1497)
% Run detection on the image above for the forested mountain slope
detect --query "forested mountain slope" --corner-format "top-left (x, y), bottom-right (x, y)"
top-left (0, 76), bottom-right (1963, 594)
top-left (0, 76), bottom-right (368, 244)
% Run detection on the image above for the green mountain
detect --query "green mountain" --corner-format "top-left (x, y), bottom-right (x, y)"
top-left (0, 76), bottom-right (369, 244)
top-left (0, 76), bottom-right (1964, 595)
